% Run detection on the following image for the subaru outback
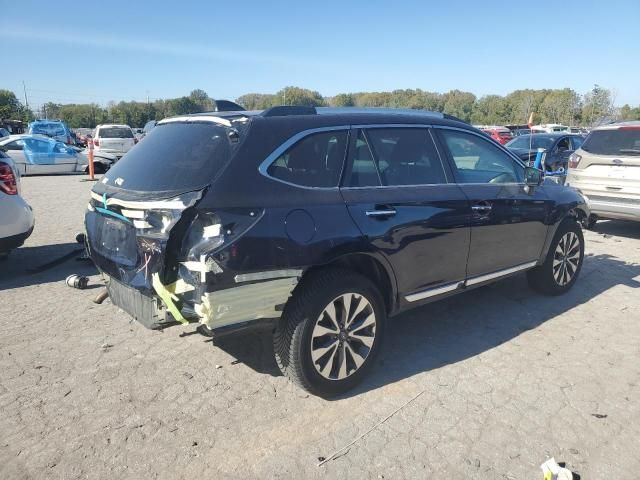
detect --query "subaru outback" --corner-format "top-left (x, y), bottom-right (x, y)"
top-left (85, 106), bottom-right (589, 397)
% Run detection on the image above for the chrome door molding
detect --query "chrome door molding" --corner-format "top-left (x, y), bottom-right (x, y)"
top-left (465, 260), bottom-right (538, 286)
top-left (404, 260), bottom-right (539, 302)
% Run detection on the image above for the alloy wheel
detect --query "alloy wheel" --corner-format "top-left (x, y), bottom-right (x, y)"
top-left (553, 231), bottom-right (581, 286)
top-left (310, 293), bottom-right (377, 381)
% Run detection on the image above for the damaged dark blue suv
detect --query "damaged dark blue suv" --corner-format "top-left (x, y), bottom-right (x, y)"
top-left (85, 106), bottom-right (589, 396)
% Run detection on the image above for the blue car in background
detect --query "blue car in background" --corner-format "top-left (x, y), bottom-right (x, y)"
top-left (28, 119), bottom-right (74, 145)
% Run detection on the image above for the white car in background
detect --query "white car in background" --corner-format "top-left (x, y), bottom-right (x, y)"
top-left (0, 152), bottom-right (34, 259)
top-left (93, 124), bottom-right (137, 158)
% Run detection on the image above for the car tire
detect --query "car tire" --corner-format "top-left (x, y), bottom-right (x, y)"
top-left (273, 268), bottom-right (385, 397)
top-left (582, 214), bottom-right (597, 230)
top-left (527, 219), bottom-right (584, 296)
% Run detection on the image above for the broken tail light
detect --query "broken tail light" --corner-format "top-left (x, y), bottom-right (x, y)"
top-left (0, 162), bottom-right (18, 195)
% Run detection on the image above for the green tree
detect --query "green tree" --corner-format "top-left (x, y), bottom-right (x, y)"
top-left (189, 89), bottom-right (214, 111)
top-left (277, 86), bottom-right (325, 107)
top-left (582, 84), bottom-right (614, 126)
top-left (442, 90), bottom-right (476, 122)
top-left (0, 89), bottom-right (24, 119)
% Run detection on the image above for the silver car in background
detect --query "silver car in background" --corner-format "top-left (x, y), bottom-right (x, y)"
top-left (0, 152), bottom-right (34, 259)
top-left (567, 121), bottom-right (640, 227)
top-left (0, 135), bottom-right (115, 175)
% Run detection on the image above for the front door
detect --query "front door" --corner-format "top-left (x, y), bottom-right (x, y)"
top-left (340, 127), bottom-right (471, 302)
top-left (435, 127), bottom-right (551, 279)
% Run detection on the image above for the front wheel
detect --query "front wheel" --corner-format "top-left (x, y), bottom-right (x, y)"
top-left (527, 219), bottom-right (584, 295)
top-left (273, 268), bottom-right (385, 397)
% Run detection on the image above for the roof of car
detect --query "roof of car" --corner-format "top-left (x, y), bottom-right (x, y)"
top-left (96, 124), bottom-right (131, 128)
top-left (592, 120), bottom-right (640, 131)
top-left (168, 106), bottom-right (469, 129)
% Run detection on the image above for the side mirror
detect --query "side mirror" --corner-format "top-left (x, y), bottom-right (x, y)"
top-left (524, 166), bottom-right (543, 186)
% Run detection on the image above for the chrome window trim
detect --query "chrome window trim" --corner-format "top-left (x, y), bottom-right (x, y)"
top-left (465, 261), bottom-right (538, 286)
top-left (257, 125), bottom-right (351, 190)
top-left (342, 124), bottom-right (453, 189)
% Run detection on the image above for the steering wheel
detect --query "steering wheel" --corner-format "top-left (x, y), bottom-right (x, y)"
top-left (489, 172), bottom-right (517, 184)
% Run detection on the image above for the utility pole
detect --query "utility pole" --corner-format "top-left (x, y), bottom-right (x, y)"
top-left (22, 80), bottom-right (30, 120)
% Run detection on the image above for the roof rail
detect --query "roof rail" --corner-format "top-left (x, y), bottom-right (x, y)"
top-left (262, 106), bottom-right (317, 117)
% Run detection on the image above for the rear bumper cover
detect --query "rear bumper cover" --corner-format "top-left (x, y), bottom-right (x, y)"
top-left (106, 272), bottom-right (299, 336)
top-left (0, 225), bottom-right (34, 252)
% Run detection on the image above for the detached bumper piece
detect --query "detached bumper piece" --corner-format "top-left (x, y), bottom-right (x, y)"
top-left (107, 279), bottom-right (176, 330)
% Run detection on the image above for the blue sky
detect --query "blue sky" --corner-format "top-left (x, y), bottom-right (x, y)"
top-left (3, 0), bottom-right (639, 109)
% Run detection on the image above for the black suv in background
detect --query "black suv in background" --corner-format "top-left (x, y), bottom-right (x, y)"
top-left (85, 107), bottom-right (589, 396)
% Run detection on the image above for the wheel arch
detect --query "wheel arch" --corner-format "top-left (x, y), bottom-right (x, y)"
top-left (302, 252), bottom-right (398, 316)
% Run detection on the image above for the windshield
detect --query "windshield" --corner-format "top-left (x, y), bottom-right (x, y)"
top-left (506, 135), bottom-right (556, 150)
top-left (99, 127), bottom-right (134, 139)
top-left (30, 123), bottom-right (66, 137)
top-left (99, 122), bottom-right (246, 193)
top-left (582, 128), bottom-right (640, 155)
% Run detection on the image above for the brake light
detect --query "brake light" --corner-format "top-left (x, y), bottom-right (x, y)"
top-left (67, 135), bottom-right (72, 144)
top-left (620, 126), bottom-right (640, 131)
top-left (0, 162), bottom-right (18, 195)
top-left (94, 138), bottom-right (99, 146)
top-left (568, 153), bottom-right (581, 169)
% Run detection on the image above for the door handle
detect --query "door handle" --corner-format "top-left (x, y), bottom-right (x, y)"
top-left (365, 208), bottom-right (396, 218)
top-left (471, 202), bottom-right (492, 214)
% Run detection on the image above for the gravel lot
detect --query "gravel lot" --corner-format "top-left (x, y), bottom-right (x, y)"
top-left (1, 175), bottom-right (640, 480)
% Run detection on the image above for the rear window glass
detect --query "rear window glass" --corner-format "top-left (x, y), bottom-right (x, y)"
top-left (582, 128), bottom-right (640, 155)
top-left (99, 127), bottom-right (134, 139)
top-left (30, 123), bottom-right (66, 136)
top-left (101, 122), bottom-right (243, 192)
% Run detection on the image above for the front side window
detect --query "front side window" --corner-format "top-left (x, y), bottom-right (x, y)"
top-left (267, 130), bottom-right (348, 187)
top-left (440, 129), bottom-right (523, 184)
top-left (556, 137), bottom-right (571, 152)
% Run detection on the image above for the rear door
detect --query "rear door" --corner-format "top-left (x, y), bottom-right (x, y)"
top-left (340, 126), bottom-right (470, 303)
top-left (434, 127), bottom-right (551, 279)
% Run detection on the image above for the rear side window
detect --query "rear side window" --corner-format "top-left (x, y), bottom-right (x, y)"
top-left (267, 130), bottom-right (348, 187)
top-left (581, 128), bottom-right (640, 155)
top-left (102, 122), bottom-right (243, 193)
top-left (99, 127), bottom-right (134, 139)
top-left (362, 128), bottom-right (447, 186)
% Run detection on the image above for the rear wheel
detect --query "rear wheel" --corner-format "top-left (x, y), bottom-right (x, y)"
top-left (527, 219), bottom-right (584, 295)
top-left (274, 268), bottom-right (385, 397)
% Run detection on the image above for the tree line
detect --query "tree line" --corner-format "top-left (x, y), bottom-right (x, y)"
top-left (2, 85), bottom-right (639, 129)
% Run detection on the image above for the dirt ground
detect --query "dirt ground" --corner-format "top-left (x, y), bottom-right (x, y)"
top-left (1, 175), bottom-right (639, 480)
